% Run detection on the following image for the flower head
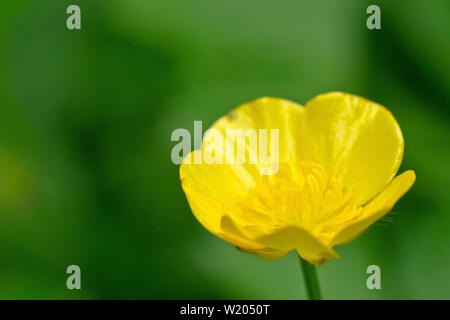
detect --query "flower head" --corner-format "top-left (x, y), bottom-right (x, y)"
top-left (180, 92), bottom-right (415, 264)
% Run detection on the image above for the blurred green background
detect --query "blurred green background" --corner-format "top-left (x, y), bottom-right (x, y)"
top-left (0, 0), bottom-right (448, 299)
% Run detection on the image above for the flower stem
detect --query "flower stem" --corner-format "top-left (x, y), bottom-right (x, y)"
top-left (298, 254), bottom-right (322, 300)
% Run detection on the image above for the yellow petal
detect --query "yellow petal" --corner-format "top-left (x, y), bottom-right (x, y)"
top-left (237, 247), bottom-right (290, 260)
top-left (330, 170), bottom-right (416, 246)
top-left (180, 151), bottom-right (265, 249)
top-left (299, 92), bottom-right (404, 205)
top-left (255, 225), bottom-right (338, 264)
top-left (221, 214), bottom-right (290, 259)
top-left (208, 97), bottom-right (304, 165)
top-left (219, 215), bottom-right (265, 250)
top-left (180, 150), bottom-right (251, 206)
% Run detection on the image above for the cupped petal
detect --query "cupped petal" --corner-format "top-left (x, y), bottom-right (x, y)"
top-left (180, 150), bottom-right (254, 204)
top-left (237, 247), bottom-right (290, 260)
top-left (255, 225), bottom-right (338, 264)
top-left (299, 92), bottom-right (404, 206)
top-left (330, 170), bottom-right (416, 246)
top-left (219, 215), bottom-right (266, 250)
top-left (221, 215), bottom-right (290, 259)
top-left (180, 151), bottom-right (265, 249)
top-left (207, 97), bottom-right (304, 165)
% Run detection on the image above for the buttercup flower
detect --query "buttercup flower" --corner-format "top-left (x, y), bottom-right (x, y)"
top-left (180, 92), bottom-right (415, 264)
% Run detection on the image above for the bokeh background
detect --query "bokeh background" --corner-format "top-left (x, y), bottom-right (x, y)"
top-left (0, 0), bottom-right (448, 299)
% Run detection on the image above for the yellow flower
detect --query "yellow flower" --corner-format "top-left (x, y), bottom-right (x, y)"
top-left (180, 92), bottom-right (415, 264)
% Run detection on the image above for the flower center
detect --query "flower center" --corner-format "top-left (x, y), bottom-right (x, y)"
top-left (233, 162), bottom-right (363, 242)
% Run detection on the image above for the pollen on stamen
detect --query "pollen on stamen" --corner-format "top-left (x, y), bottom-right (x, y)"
top-left (228, 161), bottom-right (362, 241)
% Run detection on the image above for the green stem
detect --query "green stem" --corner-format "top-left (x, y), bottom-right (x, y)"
top-left (298, 254), bottom-right (322, 300)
